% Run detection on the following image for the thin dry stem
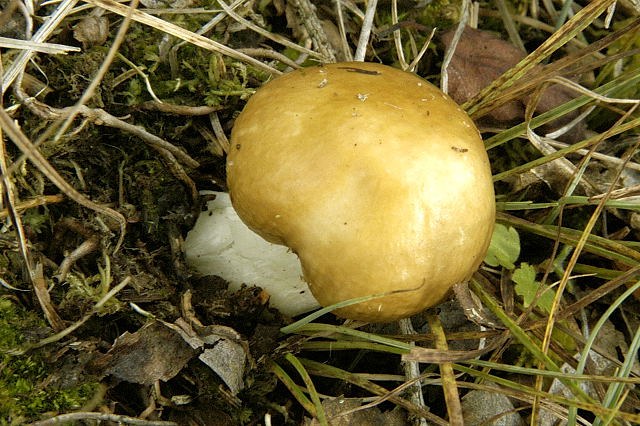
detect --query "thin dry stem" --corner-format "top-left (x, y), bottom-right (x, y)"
top-left (27, 412), bottom-right (177, 426)
top-left (2, 0), bottom-right (79, 88)
top-left (217, 0), bottom-right (326, 61)
top-left (334, 0), bottom-right (353, 61)
top-left (354, 0), bottom-right (377, 61)
top-left (440, 0), bottom-right (470, 94)
top-left (0, 194), bottom-right (65, 219)
top-left (32, 263), bottom-right (65, 331)
top-left (0, 36), bottom-right (80, 54)
top-left (426, 313), bottom-right (463, 425)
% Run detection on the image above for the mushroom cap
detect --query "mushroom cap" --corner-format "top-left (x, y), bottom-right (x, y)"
top-left (227, 62), bottom-right (495, 322)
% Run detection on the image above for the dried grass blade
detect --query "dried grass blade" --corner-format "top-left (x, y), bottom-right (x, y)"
top-left (426, 312), bottom-right (463, 425)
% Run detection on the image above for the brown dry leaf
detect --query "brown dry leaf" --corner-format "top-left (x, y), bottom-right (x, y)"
top-left (195, 325), bottom-right (247, 395)
top-left (168, 318), bottom-right (248, 395)
top-left (442, 26), bottom-right (583, 137)
top-left (442, 26), bottom-right (526, 122)
top-left (93, 320), bottom-right (197, 385)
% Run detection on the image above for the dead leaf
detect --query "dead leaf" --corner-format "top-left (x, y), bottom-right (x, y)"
top-left (442, 26), bottom-right (526, 122)
top-left (196, 326), bottom-right (247, 395)
top-left (169, 318), bottom-right (248, 395)
top-left (93, 320), bottom-right (197, 385)
top-left (442, 26), bottom-right (584, 139)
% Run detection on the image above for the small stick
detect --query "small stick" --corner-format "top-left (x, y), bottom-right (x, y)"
top-left (354, 0), bottom-right (378, 61)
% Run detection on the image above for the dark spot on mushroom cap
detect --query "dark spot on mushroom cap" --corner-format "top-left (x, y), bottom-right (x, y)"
top-left (451, 146), bottom-right (469, 153)
top-left (337, 66), bottom-right (382, 75)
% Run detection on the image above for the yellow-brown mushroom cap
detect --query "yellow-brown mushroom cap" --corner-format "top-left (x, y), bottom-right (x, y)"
top-left (227, 62), bottom-right (495, 322)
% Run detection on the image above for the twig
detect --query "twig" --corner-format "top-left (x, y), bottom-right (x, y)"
top-left (354, 0), bottom-right (377, 61)
top-left (53, 0), bottom-right (139, 141)
top-left (56, 236), bottom-right (100, 282)
top-left (14, 86), bottom-right (201, 201)
top-left (27, 412), bottom-right (177, 426)
top-left (217, 0), bottom-right (325, 61)
top-left (0, 109), bottom-right (36, 291)
top-left (32, 263), bottom-right (65, 331)
top-left (236, 48), bottom-right (301, 69)
top-left (79, 106), bottom-right (199, 169)
top-left (157, 148), bottom-right (199, 201)
top-left (209, 112), bottom-right (230, 154)
top-left (290, 0), bottom-right (337, 62)
top-left (14, 91), bottom-right (200, 185)
top-left (0, 36), bottom-right (80, 54)
top-left (334, 0), bottom-right (353, 61)
top-left (139, 101), bottom-right (222, 115)
top-left (0, 21), bottom-right (37, 303)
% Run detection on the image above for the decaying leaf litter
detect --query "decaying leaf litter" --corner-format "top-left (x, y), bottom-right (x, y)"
top-left (1, 0), bottom-right (640, 424)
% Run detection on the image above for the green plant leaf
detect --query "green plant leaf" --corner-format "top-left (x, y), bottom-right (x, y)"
top-left (484, 224), bottom-right (520, 269)
top-left (513, 263), bottom-right (554, 313)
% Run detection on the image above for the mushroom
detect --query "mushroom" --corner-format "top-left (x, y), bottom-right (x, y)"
top-left (226, 62), bottom-right (495, 322)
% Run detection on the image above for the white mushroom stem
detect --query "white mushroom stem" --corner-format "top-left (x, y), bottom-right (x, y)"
top-left (184, 192), bottom-right (320, 317)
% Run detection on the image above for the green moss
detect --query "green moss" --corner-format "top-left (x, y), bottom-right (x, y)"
top-left (0, 299), bottom-right (99, 424)
top-left (414, 0), bottom-right (463, 29)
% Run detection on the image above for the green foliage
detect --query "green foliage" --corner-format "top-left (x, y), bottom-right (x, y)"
top-left (484, 223), bottom-right (521, 269)
top-left (512, 263), bottom-right (554, 313)
top-left (21, 210), bottom-right (50, 235)
top-left (0, 299), bottom-right (98, 424)
top-left (414, 0), bottom-right (462, 29)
